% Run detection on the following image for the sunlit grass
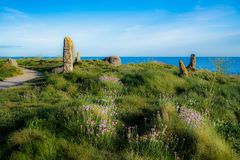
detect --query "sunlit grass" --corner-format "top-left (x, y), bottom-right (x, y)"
top-left (0, 60), bottom-right (22, 80)
top-left (0, 58), bottom-right (239, 160)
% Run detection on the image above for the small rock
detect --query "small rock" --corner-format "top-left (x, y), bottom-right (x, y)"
top-left (103, 56), bottom-right (121, 66)
top-left (99, 75), bottom-right (122, 85)
top-left (52, 66), bottom-right (64, 73)
top-left (7, 59), bottom-right (18, 67)
top-left (179, 60), bottom-right (188, 77)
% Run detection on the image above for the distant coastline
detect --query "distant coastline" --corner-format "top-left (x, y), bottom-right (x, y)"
top-left (0, 57), bottom-right (239, 74)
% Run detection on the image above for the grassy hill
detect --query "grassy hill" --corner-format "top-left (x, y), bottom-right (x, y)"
top-left (0, 59), bottom-right (239, 160)
top-left (0, 60), bottom-right (22, 81)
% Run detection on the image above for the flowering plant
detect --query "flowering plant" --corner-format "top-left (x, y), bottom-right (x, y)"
top-left (179, 107), bottom-right (204, 128)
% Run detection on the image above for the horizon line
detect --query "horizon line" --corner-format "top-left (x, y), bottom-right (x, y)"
top-left (1, 56), bottom-right (240, 58)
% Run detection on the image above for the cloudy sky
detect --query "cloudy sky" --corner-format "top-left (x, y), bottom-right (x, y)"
top-left (0, 0), bottom-right (240, 57)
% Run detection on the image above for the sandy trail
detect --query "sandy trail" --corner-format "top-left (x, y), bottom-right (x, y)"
top-left (0, 68), bottom-right (43, 90)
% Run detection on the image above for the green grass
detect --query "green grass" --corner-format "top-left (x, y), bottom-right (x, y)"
top-left (0, 58), bottom-right (239, 160)
top-left (17, 58), bottom-right (63, 72)
top-left (0, 60), bottom-right (22, 81)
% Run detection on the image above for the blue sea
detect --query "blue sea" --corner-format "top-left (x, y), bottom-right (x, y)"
top-left (78, 57), bottom-right (240, 75)
top-left (1, 57), bottom-right (240, 75)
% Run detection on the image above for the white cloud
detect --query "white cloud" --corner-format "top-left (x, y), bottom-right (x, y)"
top-left (0, 7), bottom-right (28, 21)
top-left (0, 6), bottom-right (240, 57)
top-left (3, 7), bottom-right (26, 16)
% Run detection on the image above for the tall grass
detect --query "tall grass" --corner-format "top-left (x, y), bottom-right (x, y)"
top-left (0, 59), bottom-right (239, 160)
top-left (0, 60), bottom-right (22, 80)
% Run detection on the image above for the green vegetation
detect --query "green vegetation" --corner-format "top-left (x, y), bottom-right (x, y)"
top-left (0, 60), bottom-right (22, 81)
top-left (0, 58), bottom-right (239, 160)
top-left (17, 58), bottom-right (63, 72)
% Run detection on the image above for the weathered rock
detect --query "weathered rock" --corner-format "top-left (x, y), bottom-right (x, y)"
top-left (187, 54), bottom-right (196, 71)
top-left (76, 51), bottom-right (81, 62)
top-left (72, 49), bottom-right (75, 63)
top-left (179, 60), bottom-right (188, 77)
top-left (7, 59), bottom-right (18, 67)
top-left (103, 56), bottom-right (121, 66)
top-left (52, 66), bottom-right (64, 73)
top-left (63, 36), bottom-right (74, 73)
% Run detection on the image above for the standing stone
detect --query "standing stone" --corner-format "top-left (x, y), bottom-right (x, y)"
top-left (72, 48), bottom-right (75, 63)
top-left (7, 59), bottom-right (18, 67)
top-left (103, 56), bottom-right (121, 66)
top-left (187, 54), bottom-right (196, 70)
top-left (63, 37), bottom-right (74, 73)
top-left (76, 51), bottom-right (81, 62)
top-left (179, 60), bottom-right (188, 77)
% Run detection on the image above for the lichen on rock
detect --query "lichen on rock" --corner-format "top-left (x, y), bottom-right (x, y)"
top-left (63, 36), bottom-right (74, 73)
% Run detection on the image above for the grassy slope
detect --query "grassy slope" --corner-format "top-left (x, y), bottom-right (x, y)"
top-left (0, 60), bottom-right (23, 81)
top-left (0, 58), bottom-right (239, 160)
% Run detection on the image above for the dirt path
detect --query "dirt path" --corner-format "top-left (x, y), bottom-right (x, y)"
top-left (0, 68), bottom-right (43, 90)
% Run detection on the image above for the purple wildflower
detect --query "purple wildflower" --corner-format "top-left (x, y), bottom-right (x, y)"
top-left (179, 107), bottom-right (204, 128)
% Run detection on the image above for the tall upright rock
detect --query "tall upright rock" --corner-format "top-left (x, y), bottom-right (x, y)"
top-left (72, 48), bottom-right (75, 63)
top-left (179, 60), bottom-right (188, 77)
top-left (63, 37), bottom-right (74, 73)
top-left (187, 54), bottom-right (196, 70)
top-left (76, 51), bottom-right (81, 62)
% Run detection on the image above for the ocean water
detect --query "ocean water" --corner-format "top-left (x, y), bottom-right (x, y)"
top-left (82, 57), bottom-right (240, 75)
top-left (1, 57), bottom-right (240, 75)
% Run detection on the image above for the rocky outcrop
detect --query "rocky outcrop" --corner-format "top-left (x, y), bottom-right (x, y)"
top-left (7, 59), bottom-right (18, 67)
top-left (63, 37), bottom-right (74, 73)
top-left (103, 56), bottom-right (121, 66)
top-left (187, 54), bottom-right (196, 71)
top-left (179, 60), bottom-right (188, 77)
top-left (76, 51), bottom-right (81, 62)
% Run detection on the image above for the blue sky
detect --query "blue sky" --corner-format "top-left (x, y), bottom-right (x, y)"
top-left (0, 0), bottom-right (240, 57)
